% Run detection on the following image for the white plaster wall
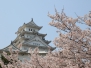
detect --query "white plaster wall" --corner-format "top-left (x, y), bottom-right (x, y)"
top-left (24, 27), bottom-right (29, 31)
top-left (24, 34), bottom-right (34, 39)
top-left (34, 28), bottom-right (38, 32)
top-left (22, 46), bottom-right (29, 51)
top-left (39, 48), bottom-right (48, 52)
top-left (18, 54), bottom-right (30, 62)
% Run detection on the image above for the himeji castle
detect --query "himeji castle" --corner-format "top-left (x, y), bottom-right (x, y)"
top-left (0, 18), bottom-right (55, 61)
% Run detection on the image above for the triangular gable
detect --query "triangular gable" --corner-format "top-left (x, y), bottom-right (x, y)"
top-left (25, 35), bottom-right (49, 47)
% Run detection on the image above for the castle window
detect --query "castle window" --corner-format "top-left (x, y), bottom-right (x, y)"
top-left (29, 29), bottom-right (30, 31)
top-left (29, 28), bottom-right (32, 31)
top-left (31, 29), bottom-right (32, 31)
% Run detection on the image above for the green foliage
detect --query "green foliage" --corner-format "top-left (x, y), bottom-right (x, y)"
top-left (1, 54), bottom-right (10, 65)
top-left (0, 51), bottom-right (11, 68)
top-left (0, 64), bottom-right (2, 68)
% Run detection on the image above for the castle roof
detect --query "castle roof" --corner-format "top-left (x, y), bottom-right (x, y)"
top-left (25, 18), bottom-right (42, 29)
top-left (16, 18), bottom-right (42, 34)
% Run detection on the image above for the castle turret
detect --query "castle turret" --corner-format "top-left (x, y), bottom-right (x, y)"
top-left (13, 18), bottom-right (54, 52)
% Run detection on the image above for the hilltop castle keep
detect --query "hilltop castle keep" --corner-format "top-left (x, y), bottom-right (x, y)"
top-left (0, 18), bottom-right (55, 61)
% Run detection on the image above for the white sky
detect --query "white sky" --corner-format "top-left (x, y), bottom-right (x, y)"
top-left (0, 0), bottom-right (91, 49)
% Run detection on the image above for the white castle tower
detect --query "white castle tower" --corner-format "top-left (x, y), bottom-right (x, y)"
top-left (0, 18), bottom-right (55, 61)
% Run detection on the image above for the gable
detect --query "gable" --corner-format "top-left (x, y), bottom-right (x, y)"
top-left (25, 36), bottom-right (49, 47)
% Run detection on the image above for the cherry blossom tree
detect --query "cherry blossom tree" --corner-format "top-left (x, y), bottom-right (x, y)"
top-left (48, 8), bottom-right (91, 68)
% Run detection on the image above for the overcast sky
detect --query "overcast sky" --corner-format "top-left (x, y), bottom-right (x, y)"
top-left (0, 0), bottom-right (91, 49)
